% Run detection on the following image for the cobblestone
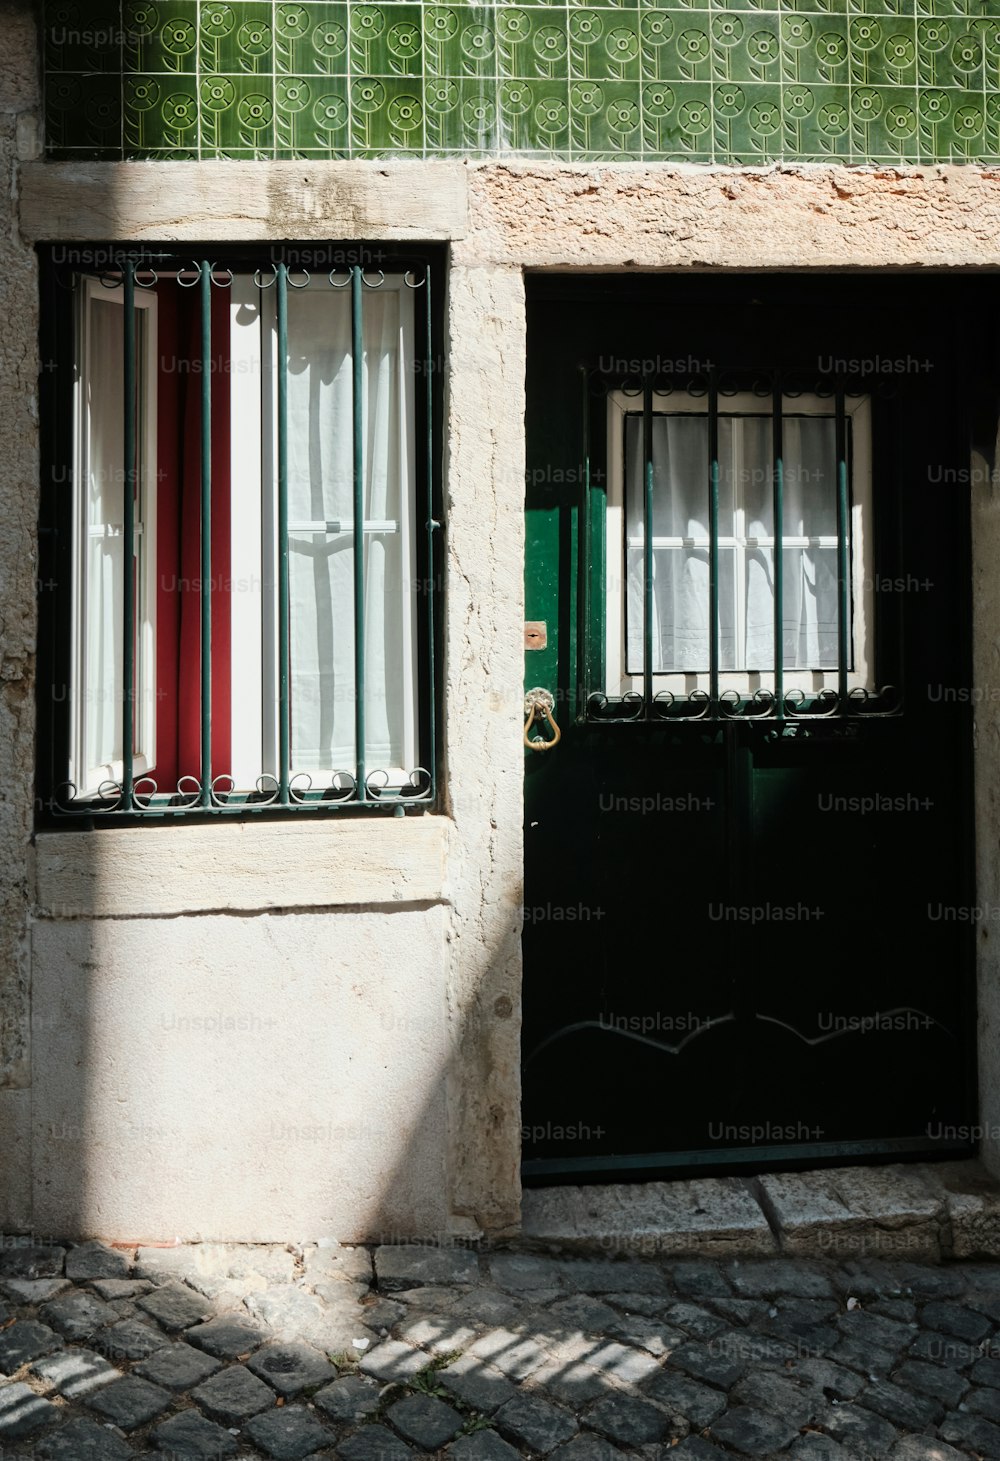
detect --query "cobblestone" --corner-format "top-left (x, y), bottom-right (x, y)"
top-left (494, 1392), bottom-right (578, 1451)
top-left (5, 1243), bottom-right (1000, 1459)
top-left (153, 1405), bottom-right (241, 1457)
top-left (245, 1402), bottom-right (335, 1459)
top-left (137, 1279), bottom-right (213, 1331)
top-left (0, 1321), bottom-right (61, 1375)
top-left (38, 1290), bottom-right (117, 1342)
top-left (35, 1416), bottom-right (134, 1459)
top-left (247, 1341), bottom-right (336, 1396)
top-left (191, 1362), bottom-right (277, 1424)
top-left (85, 1373), bottom-right (172, 1429)
top-left (387, 1393), bottom-right (465, 1449)
top-left (135, 1338), bottom-right (223, 1389)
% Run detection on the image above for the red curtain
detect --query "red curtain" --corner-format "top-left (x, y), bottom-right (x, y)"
top-left (154, 283), bottom-right (232, 792)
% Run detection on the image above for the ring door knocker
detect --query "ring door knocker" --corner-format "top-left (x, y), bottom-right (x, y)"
top-left (524, 688), bottom-right (561, 752)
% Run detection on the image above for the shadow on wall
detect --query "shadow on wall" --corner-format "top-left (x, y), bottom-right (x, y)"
top-left (17, 0), bottom-right (524, 1242)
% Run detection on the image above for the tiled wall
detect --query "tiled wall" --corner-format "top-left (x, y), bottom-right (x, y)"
top-left (44, 2), bottom-right (1000, 163)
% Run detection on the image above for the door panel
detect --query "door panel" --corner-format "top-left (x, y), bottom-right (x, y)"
top-left (522, 275), bottom-right (979, 1182)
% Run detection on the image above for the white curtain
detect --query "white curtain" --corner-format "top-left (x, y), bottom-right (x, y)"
top-left (626, 412), bottom-right (840, 674)
top-left (86, 297), bottom-right (126, 774)
top-left (285, 286), bottom-right (404, 775)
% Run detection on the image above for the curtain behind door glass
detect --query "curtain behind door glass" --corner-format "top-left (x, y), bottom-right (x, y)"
top-left (625, 411), bottom-right (842, 673)
top-left (285, 286), bottom-right (404, 774)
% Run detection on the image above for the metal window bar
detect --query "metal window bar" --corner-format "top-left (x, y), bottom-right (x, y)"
top-left (708, 371), bottom-right (720, 713)
top-left (199, 260), bottom-right (212, 808)
top-left (772, 378), bottom-right (784, 720)
top-left (122, 260), bottom-right (136, 806)
top-left (276, 261), bottom-right (291, 804)
top-left (352, 265), bottom-right (366, 796)
top-left (836, 386), bottom-right (850, 708)
top-left (51, 249), bottom-right (438, 819)
top-left (582, 365), bottom-right (900, 727)
top-left (642, 382), bottom-right (654, 716)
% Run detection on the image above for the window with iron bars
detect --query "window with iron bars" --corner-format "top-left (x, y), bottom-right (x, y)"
top-left (37, 246), bottom-right (441, 821)
top-left (580, 372), bottom-right (901, 725)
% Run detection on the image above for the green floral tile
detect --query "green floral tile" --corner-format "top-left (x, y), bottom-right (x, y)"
top-left (44, 0), bottom-right (122, 74)
top-left (349, 75), bottom-right (425, 149)
top-left (124, 3), bottom-right (199, 75)
top-left (197, 2), bottom-right (272, 74)
top-left (124, 74), bottom-right (192, 150)
top-left (39, 0), bottom-right (1000, 164)
top-left (423, 79), bottom-right (498, 149)
top-left (199, 74), bottom-right (273, 153)
top-left (350, 5), bottom-right (424, 77)
top-left (269, 4), bottom-right (347, 73)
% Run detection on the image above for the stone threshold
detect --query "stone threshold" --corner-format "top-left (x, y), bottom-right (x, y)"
top-left (519, 1159), bottom-right (1000, 1263)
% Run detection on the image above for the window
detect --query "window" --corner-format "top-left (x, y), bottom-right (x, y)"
top-left (40, 250), bottom-right (439, 819)
top-left (596, 383), bottom-right (879, 717)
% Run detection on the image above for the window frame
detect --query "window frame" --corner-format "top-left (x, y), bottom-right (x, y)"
top-left (71, 276), bottom-right (159, 797)
top-left (36, 243), bottom-right (443, 826)
top-left (604, 388), bottom-right (874, 703)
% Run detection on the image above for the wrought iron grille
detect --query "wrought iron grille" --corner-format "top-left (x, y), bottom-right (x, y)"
top-left (579, 368), bottom-right (902, 727)
top-left (37, 247), bottom-right (440, 820)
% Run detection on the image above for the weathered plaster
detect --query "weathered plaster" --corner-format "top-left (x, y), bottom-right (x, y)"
top-left (442, 262), bottom-right (526, 1236)
top-left (0, 0), bottom-right (40, 1100)
top-left (31, 909), bottom-right (451, 1242)
top-left (462, 162), bottom-right (1000, 271)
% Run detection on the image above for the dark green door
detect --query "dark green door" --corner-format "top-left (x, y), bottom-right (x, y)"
top-left (521, 274), bottom-right (981, 1182)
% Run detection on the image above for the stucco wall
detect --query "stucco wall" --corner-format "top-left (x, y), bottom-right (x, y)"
top-left (0, 0), bottom-right (43, 1235)
top-left (7, 0), bottom-right (1000, 1239)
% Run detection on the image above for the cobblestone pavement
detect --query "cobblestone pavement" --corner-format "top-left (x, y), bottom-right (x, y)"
top-left (4, 1242), bottom-right (1000, 1459)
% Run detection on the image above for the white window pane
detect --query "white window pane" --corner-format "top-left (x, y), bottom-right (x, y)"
top-left (86, 534), bottom-right (123, 768)
top-left (744, 545), bottom-right (843, 670)
top-left (626, 546), bottom-right (736, 673)
top-left (625, 413), bottom-right (726, 540)
top-left (726, 415), bottom-right (771, 537)
top-left (284, 284), bottom-right (407, 774)
top-left (784, 416), bottom-right (837, 537)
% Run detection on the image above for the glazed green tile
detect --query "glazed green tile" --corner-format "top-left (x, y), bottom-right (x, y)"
top-left (350, 5), bottom-right (424, 78)
top-left (493, 7), bottom-right (535, 80)
top-left (570, 10), bottom-right (640, 82)
top-left (514, 78), bottom-right (571, 149)
top-left (124, 2), bottom-right (199, 75)
top-left (349, 75), bottom-right (425, 150)
top-left (286, 78), bottom-right (350, 148)
top-left (663, 79), bottom-right (712, 154)
top-left (199, 74), bottom-right (273, 153)
top-left (503, 10), bottom-right (568, 81)
top-left (567, 79), bottom-right (640, 150)
top-left (37, 0), bottom-right (1000, 163)
top-left (198, 2), bottom-right (272, 75)
top-left (45, 73), bottom-right (89, 150)
top-left (51, 73), bottom-right (123, 152)
top-left (640, 77), bottom-right (678, 150)
top-left (726, 17), bottom-right (783, 84)
top-left (43, 0), bottom-right (121, 74)
top-left (301, 7), bottom-right (350, 76)
top-left (424, 79), bottom-right (498, 149)
top-left (271, 4), bottom-right (348, 74)
top-left (669, 15), bottom-right (712, 83)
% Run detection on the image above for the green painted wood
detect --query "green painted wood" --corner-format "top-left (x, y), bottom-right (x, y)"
top-left (43, 2), bottom-right (1000, 164)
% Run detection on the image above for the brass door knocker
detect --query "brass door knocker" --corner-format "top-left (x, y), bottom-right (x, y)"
top-left (524, 688), bottom-right (561, 751)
